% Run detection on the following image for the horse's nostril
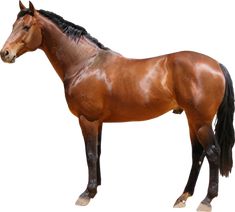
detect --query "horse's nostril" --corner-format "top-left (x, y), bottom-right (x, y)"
top-left (1, 50), bottom-right (10, 57)
top-left (4, 50), bottom-right (9, 56)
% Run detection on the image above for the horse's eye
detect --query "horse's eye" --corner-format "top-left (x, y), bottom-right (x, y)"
top-left (23, 25), bottom-right (30, 32)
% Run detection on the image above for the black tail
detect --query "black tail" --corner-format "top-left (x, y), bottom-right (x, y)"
top-left (215, 63), bottom-right (235, 177)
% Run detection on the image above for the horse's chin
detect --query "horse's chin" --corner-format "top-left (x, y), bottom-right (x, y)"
top-left (4, 59), bottom-right (15, 64)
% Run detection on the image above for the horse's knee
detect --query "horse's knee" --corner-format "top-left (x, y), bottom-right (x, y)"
top-left (87, 152), bottom-right (98, 166)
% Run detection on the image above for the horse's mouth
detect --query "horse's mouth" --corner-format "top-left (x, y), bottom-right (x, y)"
top-left (9, 56), bottom-right (16, 63)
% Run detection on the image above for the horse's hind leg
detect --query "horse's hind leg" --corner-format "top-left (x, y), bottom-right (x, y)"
top-left (196, 125), bottom-right (220, 212)
top-left (174, 123), bottom-right (205, 208)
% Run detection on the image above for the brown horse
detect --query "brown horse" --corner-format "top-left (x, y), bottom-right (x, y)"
top-left (1, 2), bottom-right (234, 211)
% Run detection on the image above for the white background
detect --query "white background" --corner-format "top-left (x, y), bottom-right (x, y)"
top-left (0, 0), bottom-right (234, 211)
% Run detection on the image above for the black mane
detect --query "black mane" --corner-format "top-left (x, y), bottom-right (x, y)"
top-left (17, 9), bottom-right (108, 50)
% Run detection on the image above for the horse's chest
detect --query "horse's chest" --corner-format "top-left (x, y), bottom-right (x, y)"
top-left (64, 80), bottom-right (105, 119)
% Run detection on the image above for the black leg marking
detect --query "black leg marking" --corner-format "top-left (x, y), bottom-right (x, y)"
top-left (174, 141), bottom-right (205, 208)
top-left (85, 144), bottom-right (99, 197)
top-left (202, 145), bottom-right (220, 204)
top-left (97, 124), bottom-right (102, 186)
top-left (196, 125), bottom-right (220, 211)
top-left (184, 142), bottom-right (205, 195)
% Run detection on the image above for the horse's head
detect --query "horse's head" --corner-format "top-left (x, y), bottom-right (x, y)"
top-left (1, 1), bottom-right (42, 63)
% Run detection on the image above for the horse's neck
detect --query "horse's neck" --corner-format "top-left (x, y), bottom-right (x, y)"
top-left (40, 20), bottom-right (100, 81)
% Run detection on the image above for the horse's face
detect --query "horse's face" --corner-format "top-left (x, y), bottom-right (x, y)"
top-left (1, 1), bottom-right (42, 63)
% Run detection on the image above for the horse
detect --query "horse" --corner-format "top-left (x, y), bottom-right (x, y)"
top-left (1, 2), bottom-right (234, 211)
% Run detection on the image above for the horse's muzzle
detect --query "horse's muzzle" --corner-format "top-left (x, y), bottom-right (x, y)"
top-left (0, 49), bottom-right (16, 63)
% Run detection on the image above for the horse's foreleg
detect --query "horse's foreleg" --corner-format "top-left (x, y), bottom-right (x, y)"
top-left (97, 124), bottom-right (103, 186)
top-left (76, 116), bottom-right (101, 206)
top-left (174, 126), bottom-right (205, 208)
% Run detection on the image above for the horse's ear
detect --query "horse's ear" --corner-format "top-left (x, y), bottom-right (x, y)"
top-left (19, 1), bottom-right (26, 10)
top-left (29, 1), bottom-right (35, 15)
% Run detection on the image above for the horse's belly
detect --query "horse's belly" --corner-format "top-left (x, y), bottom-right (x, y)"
top-left (105, 100), bottom-right (176, 122)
